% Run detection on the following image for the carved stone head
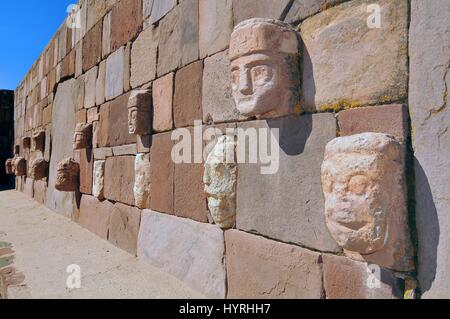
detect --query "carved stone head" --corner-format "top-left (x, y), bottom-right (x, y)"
top-left (204, 135), bottom-right (237, 229)
top-left (73, 123), bottom-right (92, 150)
top-left (229, 18), bottom-right (300, 118)
top-left (55, 158), bottom-right (79, 192)
top-left (32, 130), bottom-right (46, 152)
top-left (321, 133), bottom-right (413, 271)
top-left (30, 158), bottom-right (48, 180)
top-left (22, 136), bottom-right (31, 149)
top-left (14, 157), bottom-right (27, 177)
top-left (14, 145), bottom-right (20, 155)
top-left (5, 159), bottom-right (14, 175)
top-left (128, 89), bottom-right (151, 135)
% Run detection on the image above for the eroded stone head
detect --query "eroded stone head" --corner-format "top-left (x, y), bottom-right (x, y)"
top-left (30, 158), bottom-right (48, 180)
top-left (22, 136), bottom-right (31, 149)
top-left (55, 157), bottom-right (79, 192)
top-left (321, 133), bottom-right (413, 271)
top-left (128, 89), bottom-right (151, 135)
top-left (229, 18), bottom-right (300, 118)
top-left (5, 158), bottom-right (14, 175)
top-left (73, 123), bottom-right (92, 150)
top-left (14, 157), bottom-right (27, 177)
top-left (204, 135), bottom-right (237, 229)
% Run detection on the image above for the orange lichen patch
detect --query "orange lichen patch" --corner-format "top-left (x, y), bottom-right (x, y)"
top-left (319, 99), bottom-right (363, 112)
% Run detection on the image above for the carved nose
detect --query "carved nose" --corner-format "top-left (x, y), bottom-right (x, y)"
top-left (239, 71), bottom-right (252, 95)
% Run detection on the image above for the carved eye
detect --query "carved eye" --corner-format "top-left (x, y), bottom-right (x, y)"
top-left (251, 65), bottom-right (273, 85)
top-left (231, 70), bottom-right (239, 91)
top-left (348, 175), bottom-right (369, 195)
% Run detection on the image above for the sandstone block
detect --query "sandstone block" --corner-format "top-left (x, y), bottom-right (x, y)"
top-left (174, 61), bottom-right (203, 128)
top-left (86, 0), bottom-right (108, 32)
top-left (232, 0), bottom-right (292, 24)
top-left (109, 202), bottom-right (142, 255)
top-left (134, 153), bottom-right (151, 209)
top-left (105, 47), bottom-right (124, 101)
top-left (78, 195), bottom-right (113, 240)
top-left (84, 66), bottom-right (98, 109)
top-left (33, 180), bottom-right (47, 204)
top-left (130, 25), bottom-right (159, 88)
top-left (199, 0), bottom-right (232, 58)
top-left (285, 0), bottom-right (345, 23)
top-left (236, 114), bottom-right (341, 252)
top-left (92, 160), bottom-right (105, 200)
top-left (338, 104), bottom-right (408, 142)
top-left (226, 230), bottom-right (323, 299)
top-left (150, 132), bottom-right (174, 214)
top-left (149, 0), bottom-right (176, 24)
top-left (104, 155), bottom-right (135, 205)
top-left (82, 20), bottom-right (102, 72)
top-left (60, 50), bottom-right (75, 80)
top-left (323, 254), bottom-right (402, 299)
top-left (111, 0), bottom-right (142, 52)
top-left (203, 51), bottom-right (244, 123)
top-left (138, 210), bottom-right (226, 298)
top-left (300, 0), bottom-right (409, 112)
top-left (102, 12), bottom-right (111, 58)
top-left (95, 60), bottom-right (106, 106)
top-left (77, 148), bottom-right (93, 194)
top-left (157, 0), bottom-right (199, 76)
top-left (152, 73), bottom-right (174, 132)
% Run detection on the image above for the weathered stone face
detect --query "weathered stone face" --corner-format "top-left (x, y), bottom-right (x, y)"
top-left (14, 145), bottom-right (20, 155)
top-left (30, 158), bottom-right (48, 180)
top-left (14, 157), bottom-right (27, 176)
top-left (73, 123), bottom-right (92, 150)
top-left (229, 18), bottom-right (300, 118)
top-left (55, 158), bottom-right (79, 192)
top-left (31, 130), bottom-right (45, 152)
top-left (321, 133), bottom-right (413, 271)
top-left (5, 159), bottom-right (14, 175)
top-left (92, 160), bottom-right (105, 200)
top-left (22, 136), bottom-right (31, 149)
top-left (127, 90), bottom-right (151, 136)
top-left (134, 153), bottom-right (150, 209)
top-left (204, 135), bottom-right (237, 229)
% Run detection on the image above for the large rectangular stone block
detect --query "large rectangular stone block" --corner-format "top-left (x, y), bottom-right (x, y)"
top-left (104, 155), bottom-right (135, 206)
top-left (110, 0), bottom-right (142, 52)
top-left (77, 195), bottom-right (114, 240)
top-left (76, 148), bottom-right (94, 195)
top-left (285, 0), bottom-right (346, 23)
top-left (82, 20), bottom-right (102, 72)
top-left (130, 25), bottom-right (158, 88)
top-left (236, 113), bottom-right (341, 252)
top-left (225, 230), bottom-right (323, 299)
top-left (232, 0), bottom-right (292, 24)
top-left (152, 73), bottom-right (174, 132)
top-left (105, 47), bottom-right (125, 101)
top-left (150, 132), bottom-right (174, 214)
top-left (148, 0), bottom-right (176, 24)
top-left (409, 0), bottom-right (450, 298)
top-left (157, 0), bottom-right (199, 76)
top-left (138, 210), bottom-right (226, 298)
top-left (300, 0), bottom-right (408, 112)
top-left (323, 254), bottom-right (402, 299)
top-left (109, 202), bottom-right (142, 255)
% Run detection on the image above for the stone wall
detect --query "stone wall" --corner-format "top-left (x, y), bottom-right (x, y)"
top-left (10, 0), bottom-right (449, 298)
top-left (0, 90), bottom-right (14, 189)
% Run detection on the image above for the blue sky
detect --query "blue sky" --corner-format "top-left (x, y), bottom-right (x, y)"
top-left (0, 0), bottom-right (74, 90)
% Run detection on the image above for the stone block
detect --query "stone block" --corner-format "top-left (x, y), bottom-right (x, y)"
top-left (82, 20), bottom-right (102, 72)
top-left (300, 0), bottom-right (409, 112)
top-left (148, 0), bottom-right (176, 24)
top-left (87, 107), bottom-right (99, 123)
top-left (285, 0), bottom-right (345, 23)
top-left (24, 178), bottom-right (34, 198)
top-left (143, 0), bottom-right (153, 20)
top-left (232, 0), bottom-right (292, 24)
top-left (111, 0), bottom-right (142, 52)
top-left (76, 148), bottom-right (94, 194)
top-left (323, 254), bottom-right (402, 299)
top-left (225, 230), bottom-right (323, 299)
top-left (84, 66), bottom-right (98, 109)
top-left (174, 61), bottom-right (203, 128)
top-left (157, 0), bottom-right (199, 76)
top-left (152, 73), bottom-right (174, 132)
top-left (96, 60), bottom-right (106, 106)
top-left (104, 155), bottom-right (135, 205)
top-left (112, 144), bottom-right (137, 156)
top-left (105, 47), bottom-right (124, 101)
top-left (236, 114), bottom-right (341, 252)
top-left (337, 104), bottom-right (408, 142)
top-left (174, 128), bottom-right (208, 223)
top-left (137, 210), bottom-right (226, 298)
top-left (150, 132), bottom-right (174, 214)
top-left (60, 50), bottom-right (75, 80)
top-left (86, 0), bottom-right (108, 32)
top-left (202, 50), bottom-right (244, 124)
top-left (34, 180), bottom-right (47, 204)
top-left (109, 202), bottom-right (142, 255)
top-left (92, 160), bottom-right (105, 200)
top-left (409, 0), bottom-right (450, 298)
top-left (78, 195), bottom-right (113, 240)
top-left (46, 79), bottom-right (83, 218)
top-left (199, 0), bottom-right (232, 58)
top-left (102, 12), bottom-right (111, 58)
top-left (130, 25), bottom-right (159, 88)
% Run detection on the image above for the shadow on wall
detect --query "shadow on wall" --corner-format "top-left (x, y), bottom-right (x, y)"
top-left (414, 159), bottom-right (439, 295)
